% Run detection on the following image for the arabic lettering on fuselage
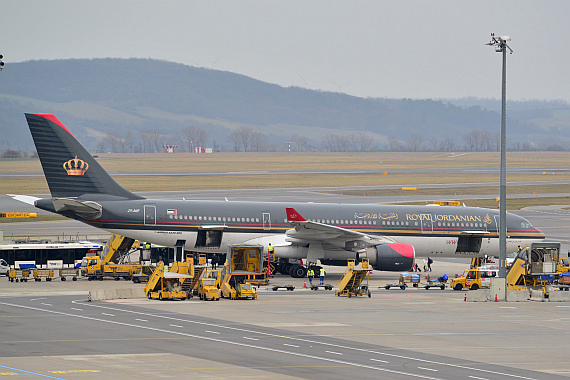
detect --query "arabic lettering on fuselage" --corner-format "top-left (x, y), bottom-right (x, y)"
top-left (354, 212), bottom-right (397, 220)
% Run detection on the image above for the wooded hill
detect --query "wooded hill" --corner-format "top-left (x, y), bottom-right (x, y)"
top-left (0, 58), bottom-right (567, 152)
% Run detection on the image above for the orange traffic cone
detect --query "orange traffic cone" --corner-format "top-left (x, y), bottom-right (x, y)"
top-left (494, 294), bottom-right (498, 302)
top-left (304, 280), bottom-right (307, 288)
top-left (88, 291), bottom-right (92, 302)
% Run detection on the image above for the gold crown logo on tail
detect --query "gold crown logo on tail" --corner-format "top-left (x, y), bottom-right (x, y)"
top-left (63, 155), bottom-right (89, 176)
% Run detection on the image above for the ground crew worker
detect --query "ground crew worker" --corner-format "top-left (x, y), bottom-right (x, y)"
top-left (267, 243), bottom-right (274, 258)
top-left (307, 268), bottom-right (314, 285)
top-left (319, 267), bottom-right (326, 285)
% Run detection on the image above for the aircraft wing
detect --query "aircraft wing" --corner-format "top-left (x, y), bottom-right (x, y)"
top-left (285, 207), bottom-right (393, 247)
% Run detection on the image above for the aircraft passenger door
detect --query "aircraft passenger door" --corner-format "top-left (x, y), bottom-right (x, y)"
top-left (144, 205), bottom-right (156, 226)
top-left (494, 215), bottom-right (500, 234)
top-left (420, 214), bottom-right (433, 233)
top-left (262, 212), bottom-right (271, 230)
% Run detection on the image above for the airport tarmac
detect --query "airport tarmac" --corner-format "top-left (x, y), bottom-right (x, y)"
top-left (1, 261), bottom-right (570, 380)
top-left (1, 187), bottom-right (569, 379)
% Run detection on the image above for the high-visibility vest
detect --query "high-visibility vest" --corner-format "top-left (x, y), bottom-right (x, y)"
top-left (268, 244), bottom-right (274, 252)
top-left (320, 268), bottom-right (325, 277)
top-left (307, 269), bottom-right (314, 277)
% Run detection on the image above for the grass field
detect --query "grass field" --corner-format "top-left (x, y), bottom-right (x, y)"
top-left (1, 152), bottom-right (568, 210)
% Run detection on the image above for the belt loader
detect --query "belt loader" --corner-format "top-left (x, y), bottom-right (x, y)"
top-left (80, 234), bottom-right (152, 281)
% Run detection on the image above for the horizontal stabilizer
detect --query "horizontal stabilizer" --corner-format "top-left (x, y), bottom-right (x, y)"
top-left (7, 194), bottom-right (42, 206)
top-left (52, 198), bottom-right (102, 219)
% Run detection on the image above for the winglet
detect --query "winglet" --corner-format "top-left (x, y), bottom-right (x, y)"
top-left (286, 207), bottom-right (306, 222)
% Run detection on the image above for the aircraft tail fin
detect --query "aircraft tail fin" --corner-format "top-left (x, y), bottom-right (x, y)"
top-left (25, 113), bottom-right (143, 200)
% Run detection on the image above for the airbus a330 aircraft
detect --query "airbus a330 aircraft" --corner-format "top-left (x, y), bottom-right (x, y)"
top-left (16, 114), bottom-right (545, 277)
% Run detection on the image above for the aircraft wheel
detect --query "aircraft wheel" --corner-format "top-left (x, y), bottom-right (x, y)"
top-left (289, 265), bottom-right (307, 278)
top-left (280, 263), bottom-right (292, 276)
top-left (453, 284), bottom-right (463, 291)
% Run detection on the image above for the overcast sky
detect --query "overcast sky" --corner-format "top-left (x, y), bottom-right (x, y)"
top-left (2, 1), bottom-right (569, 102)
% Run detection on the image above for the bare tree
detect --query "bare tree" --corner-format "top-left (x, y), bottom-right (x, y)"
top-left (138, 131), bottom-right (153, 153)
top-left (439, 137), bottom-right (456, 152)
top-left (292, 135), bottom-right (310, 152)
top-left (387, 136), bottom-right (402, 152)
top-left (251, 131), bottom-right (268, 152)
top-left (428, 136), bottom-right (438, 152)
top-left (179, 125), bottom-right (207, 152)
top-left (229, 127), bottom-right (256, 152)
top-left (407, 135), bottom-right (424, 152)
top-left (322, 134), bottom-right (349, 152)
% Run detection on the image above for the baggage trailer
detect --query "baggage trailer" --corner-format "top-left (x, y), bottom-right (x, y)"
top-left (33, 268), bottom-right (55, 282)
top-left (384, 272), bottom-right (420, 290)
top-left (59, 267), bottom-right (80, 281)
top-left (423, 274), bottom-right (447, 290)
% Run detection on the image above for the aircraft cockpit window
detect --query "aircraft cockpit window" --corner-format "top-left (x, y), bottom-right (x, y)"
top-left (521, 222), bottom-right (532, 229)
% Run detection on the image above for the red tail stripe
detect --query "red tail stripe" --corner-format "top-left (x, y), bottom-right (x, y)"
top-left (27, 113), bottom-right (79, 142)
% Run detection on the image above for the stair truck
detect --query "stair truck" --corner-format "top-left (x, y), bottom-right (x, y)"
top-left (220, 245), bottom-right (263, 300)
top-left (144, 261), bottom-right (194, 300)
top-left (335, 259), bottom-right (371, 298)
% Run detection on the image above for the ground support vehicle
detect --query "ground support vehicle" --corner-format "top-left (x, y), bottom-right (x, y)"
top-left (507, 242), bottom-right (562, 290)
top-left (272, 285), bottom-right (295, 291)
top-left (335, 259), bottom-right (371, 298)
top-left (557, 258), bottom-right (569, 274)
top-left (33, 268), bottom-right (55, 281)
top-left (58, 267), bottom-right (79, 281)
top-left (131, 265), bottom-right (154, 283)
top-left (197, 277), bottom-right (221, 301)
top-left (310, 284), bottom-right (333, 291)
top-left (144, 262), bottom-right (192, 301)
top-left (8, 268), bottom-right (31, 282)
top-left (81, 234), bottom-right (152, 281)
top-left (423, 274), bottom-right (447, 290)
top-left (220, 245), bottom-right (262, 300)
top-left (0, 259), bottom-right (8, 276)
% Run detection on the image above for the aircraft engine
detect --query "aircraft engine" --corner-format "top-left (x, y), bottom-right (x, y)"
top-left (369, 242), bottom-right (415, 271)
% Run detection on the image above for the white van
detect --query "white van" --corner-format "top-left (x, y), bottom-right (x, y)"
top-left (0, 259), bottom-right (8, 276)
